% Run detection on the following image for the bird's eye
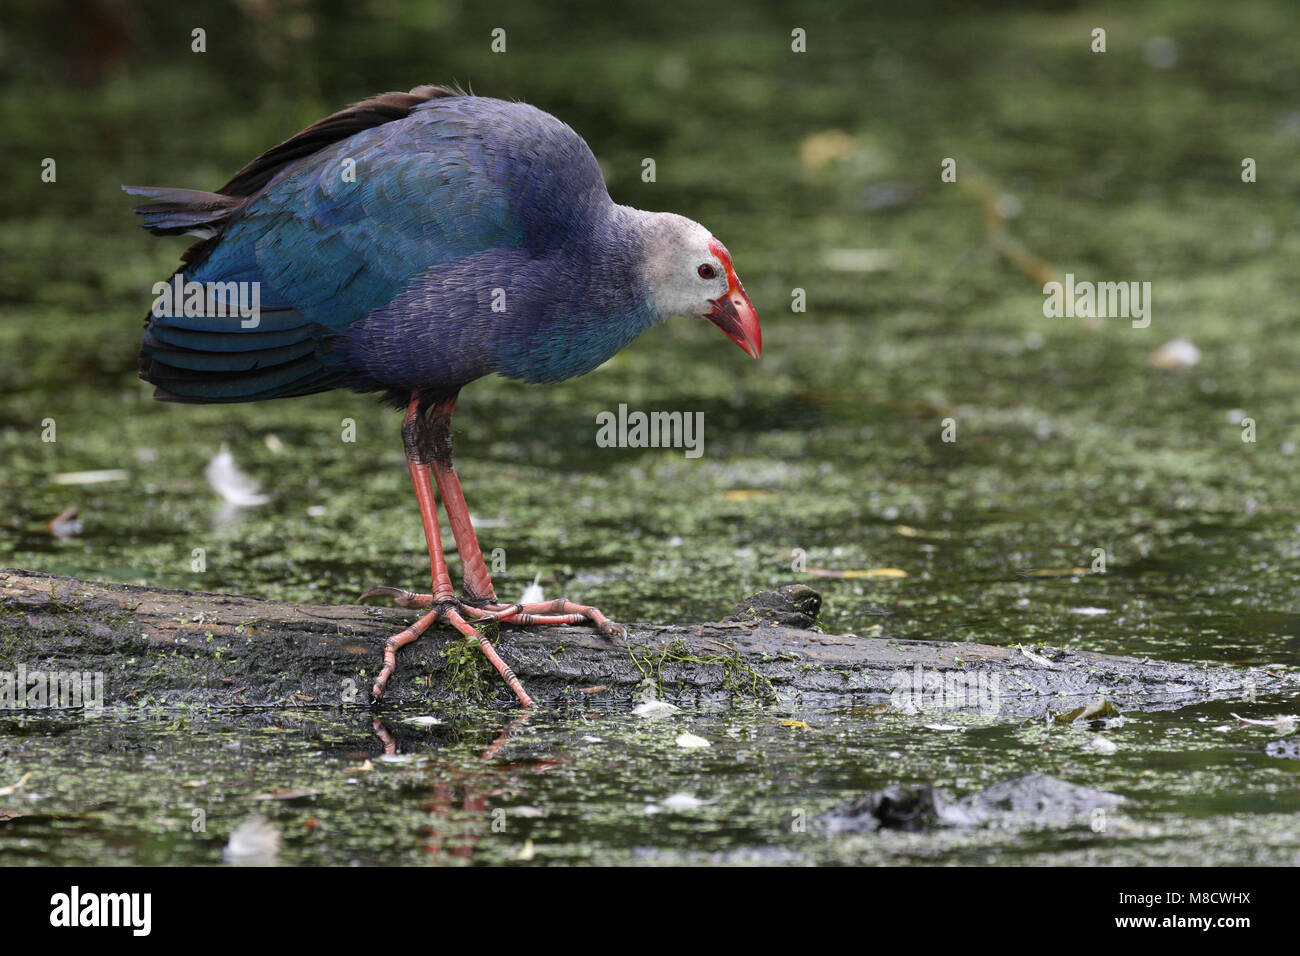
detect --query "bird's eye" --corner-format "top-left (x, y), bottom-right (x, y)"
top-left (697, 264), bottom-right (717, 279)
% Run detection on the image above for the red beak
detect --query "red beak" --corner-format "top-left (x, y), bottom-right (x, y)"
top-left (704, 240), bottom-right (761, 359)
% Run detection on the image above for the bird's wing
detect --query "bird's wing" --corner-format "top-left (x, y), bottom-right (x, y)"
top-left (135, 93), bottom-right (607, 402)
top-left (185, 119), bottom-right (524, 326)
top-left (180, 96), bottom-right (606, 326)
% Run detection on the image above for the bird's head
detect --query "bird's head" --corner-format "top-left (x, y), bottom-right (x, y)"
top-left (639, 213), bottom-right (761, 359)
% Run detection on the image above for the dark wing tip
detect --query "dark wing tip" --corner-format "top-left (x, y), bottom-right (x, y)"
top-left (216, 85), bottom-right (462, 199)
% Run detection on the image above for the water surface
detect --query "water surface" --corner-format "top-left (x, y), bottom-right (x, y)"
top-left (2, 0), bottom-right (1298, 864)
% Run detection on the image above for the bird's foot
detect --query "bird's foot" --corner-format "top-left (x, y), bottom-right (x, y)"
top-left (359, 588), bottom-right (625, 708)
top-left (361, 591), bottom-right (533, 708)
top-left (360, 587), bottom-right (625, 637)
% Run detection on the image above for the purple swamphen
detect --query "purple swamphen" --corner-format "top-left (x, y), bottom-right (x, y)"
top-left (125, 85), bottom-right (761, 707)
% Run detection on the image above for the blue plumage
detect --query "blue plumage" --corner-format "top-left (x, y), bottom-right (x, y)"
top-left (126, 86), bottom-right (761, 706)
top-left (130, 88), bottom-right (653, 406)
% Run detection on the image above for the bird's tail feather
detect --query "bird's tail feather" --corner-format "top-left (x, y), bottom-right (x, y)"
top-left (123, 185), bottom-right (244, 237)
top-left (141, 306), bottom-right (347, 403)
top-left (128, 85), bottom-right (465, 403)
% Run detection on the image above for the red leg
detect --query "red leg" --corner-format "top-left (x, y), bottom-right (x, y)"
top-left (359, 395), bottom-right (454, 609)
top-left (409, 461), bottom-right (456, 602)
top-left (427, 395), bottom-right (498, 602)
top-left (360, 390), bottom-right (623, 708)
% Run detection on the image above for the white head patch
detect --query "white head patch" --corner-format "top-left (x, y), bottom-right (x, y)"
top-left (629, 211), bottom-right (731, 321)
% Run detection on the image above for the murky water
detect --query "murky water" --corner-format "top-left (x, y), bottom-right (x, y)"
top-left (3, 695), bottom-right (1298, 866)
top-left (2, 2), bottom-right (1299, 864)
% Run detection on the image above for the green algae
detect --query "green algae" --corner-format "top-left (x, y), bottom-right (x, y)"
top-left (2, 0), bottom-right (1300, 864)
top-left (627, 636), bottom-right (779, 703)
top-left (439, 633), bottom-right (498, 705)
top-left (1, 695), bottom-right (1296, 866)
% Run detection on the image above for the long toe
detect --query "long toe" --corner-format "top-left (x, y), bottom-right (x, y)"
top-left (486, 598), bottom-right (626, 640)
top-left (359, 586), bottom-right (434, 609)
top-left (370, 609), bottom-right (439, 700)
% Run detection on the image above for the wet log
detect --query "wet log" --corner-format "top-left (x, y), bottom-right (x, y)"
top-left (0, 568), bottom-right (1293, 718)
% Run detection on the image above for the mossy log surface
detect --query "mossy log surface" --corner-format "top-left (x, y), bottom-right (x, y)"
top-left (1, 568), bottom-right (1292, 717)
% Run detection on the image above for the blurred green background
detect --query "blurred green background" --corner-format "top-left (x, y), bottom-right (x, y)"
top-left (3, 0), bottom-right (1300, 868)
top-left (2, 0), bottom-right (1299, 657)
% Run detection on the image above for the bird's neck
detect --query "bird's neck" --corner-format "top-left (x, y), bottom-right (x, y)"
top-left (596, 205), bottom-right (672, 320)
top-left (488, 206), bottom-right (660, 385)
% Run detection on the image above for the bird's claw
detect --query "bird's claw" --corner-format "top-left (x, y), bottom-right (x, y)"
top-left (363, 587), bottom-right (622, 707)
top-left (598, 620), bottom-right (627, 641)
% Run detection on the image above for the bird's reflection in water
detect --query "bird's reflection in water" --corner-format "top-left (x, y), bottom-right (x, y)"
top-left (372, 712), bottom-right (564, 862)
